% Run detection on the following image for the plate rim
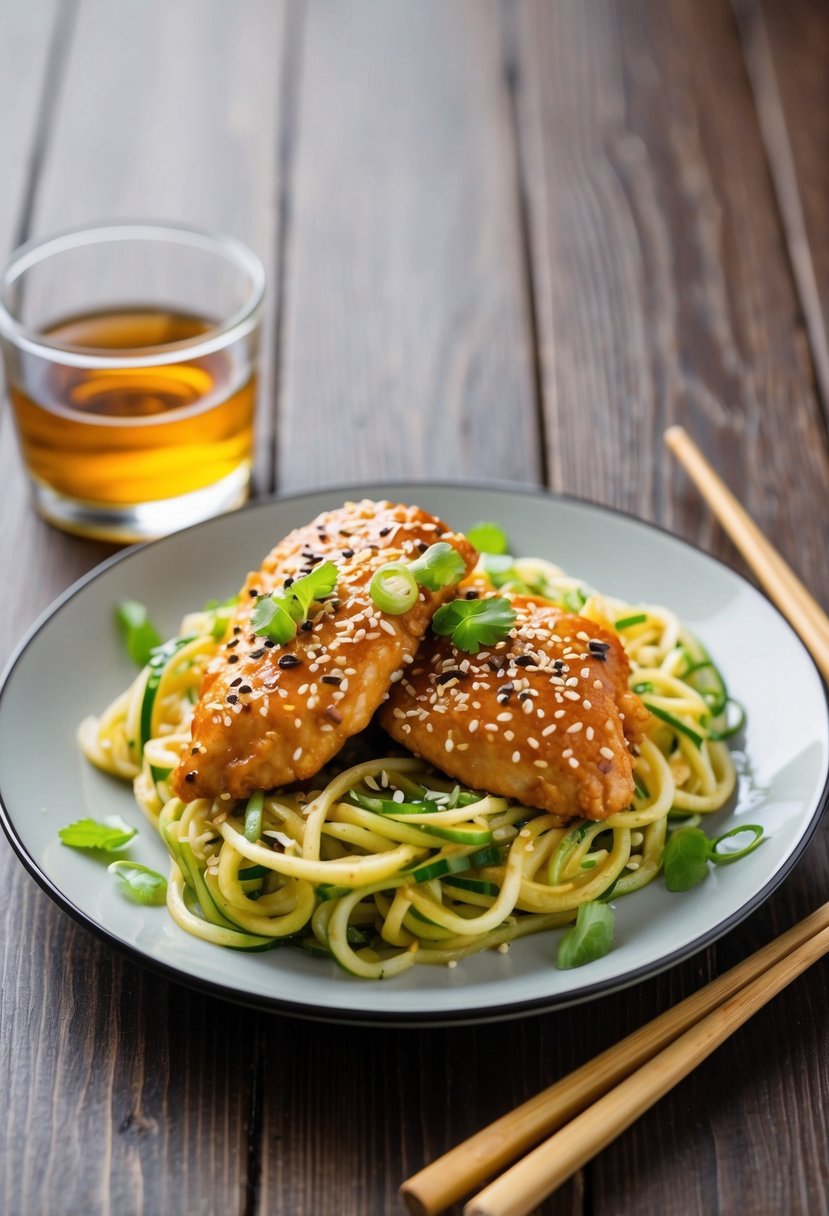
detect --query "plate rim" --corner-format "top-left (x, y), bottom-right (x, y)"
top-left (2, 479), bottom-right (828, 1025)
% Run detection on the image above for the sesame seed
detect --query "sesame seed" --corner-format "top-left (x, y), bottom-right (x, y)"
top-left (496, 711), bottom-right (513, 723)
top-left (533, 759), bottom-right (549, 769)
top-left (542, 724), bottom-right (556, 736)
top-left (278, 654), bottom-right (302, 669)
top-left (292, 747), bottom-right (303, 762)
top-left (568, 756), bottom-right (580, 768)
top-left (527, 737), bottom-right (539, 749)
top-left (566, 722), bottom-right (583, 734)
top-left (511, 750), bottom-right (521, 763)
top-left (445, 739), bottom-right (455, 753)
top-left (468, 720), bottom-right (479, 733)
top-left (600, 746), bottom-right (615, 760)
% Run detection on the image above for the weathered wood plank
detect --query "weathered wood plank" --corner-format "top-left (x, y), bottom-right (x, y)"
top-left (737, 0), bottom-right (829, 420)
top-left (0, 3), bottom-right (287, 1214)
top-left (511, 1), bottom-right (829, 1213)
top-left (276, 0), bottom-right (539, 493)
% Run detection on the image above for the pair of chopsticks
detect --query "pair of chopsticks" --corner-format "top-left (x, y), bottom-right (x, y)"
top-left (400, 426), bottom-right (829, 1216)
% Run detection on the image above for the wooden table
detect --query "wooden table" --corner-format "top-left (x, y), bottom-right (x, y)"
top-left (2, 2), bottom-right (828, 1213)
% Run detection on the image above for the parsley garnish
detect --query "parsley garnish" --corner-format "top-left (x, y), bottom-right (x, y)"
top-left (59, 817), bottom-right (137, 852)
top-left (115, 601), bottom-right (162, 667)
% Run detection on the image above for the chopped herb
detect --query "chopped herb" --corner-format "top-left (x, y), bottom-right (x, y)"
top-left (115, 601), bottom-right (162, 667)
top-left (370, 563), bottom-right (418, 614)
top-left (556, 902), bottom-right (615, 969)
top-left (252, 562), bottom-right (338, 644)
top-left (59, 817), bottom-right (137, 852)
top-left (108, 861), bottom-right (167, 905)
top-left (432, 596), bottom-right (518, 654)
top-left (663, 824), bottom-right (764, 892)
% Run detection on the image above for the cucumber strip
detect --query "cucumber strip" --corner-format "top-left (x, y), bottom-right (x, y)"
top-left (708, 698), bottom-right (747, 741)
top-left (349, 792), bottom-right (442, 816)
top-left (244, 791), bottom-right (265, 842)
top-left (406, 844), bottom-right (501, 884)
top-left (643, 701), bottom-right (704, 748)
top-left (443, 875), bottom-right (500, 897)
top-left (680, 659), bottom-right (728, 716)
top-left (138, 634), bottom-right (197, 751)
top-left (615, 612), bottom-right (647, 629)
top-left (239, 865), bottom-right (269, 881)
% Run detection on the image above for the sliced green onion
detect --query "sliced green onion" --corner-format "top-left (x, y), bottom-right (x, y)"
top-left (244, 791), bottom-right (265, 842)
top-left (643, 702), bottom-right (705, 748)
top-left (370, 562), bottom-right (419, 614)
top-left (556, 901), bottom-right (615, 969)
top-left (709, 824), bottom-right (764, 865)
top-left (466, 521), bottom-right (509, 555)
top-left (615, 612), bottom-right (648, 630)
top-left (408, 542), bottom-right (466, 591)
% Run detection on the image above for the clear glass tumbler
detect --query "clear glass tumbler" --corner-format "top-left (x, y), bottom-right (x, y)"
top-left (0, 222), bottom-right (265, 542)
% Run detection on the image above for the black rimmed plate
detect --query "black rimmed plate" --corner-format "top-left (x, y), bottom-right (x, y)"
top-left (1, 484), bottom-right (827, 1025)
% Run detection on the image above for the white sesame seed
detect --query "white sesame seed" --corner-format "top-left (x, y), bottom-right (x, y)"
top-left (468, 719), bottom-right (479, 733)
top-left (497, 711), bottom-right (513, 723)
top-left (542, 724), bottom-right (557, 736)
top-left (533, 759), bottom-right (549, 769)
top-left (600, 746), bottom-right (615, 760)
top-left (593, 679), bottom-right (603, 689)
top-left (586, 726), bottom-right (594, 740)
top-left (564, 690), bottom-right (581, 701)
top-left (497, 943), bottom-right (510, 954)
top-left (504, 730), bottom-right (514, 742)
top-left (527, 737), bottom-right (539, 749)
top-left (568, 756), bottom-right (580, 769)
top-left (566, 722), bottom-right (584, 734)
top-left (511, 750), bottom-right (521, 763)
top-left (292, 747), bottom-right (303, 762)
top-left (445, 739), bottom-right (455, 753)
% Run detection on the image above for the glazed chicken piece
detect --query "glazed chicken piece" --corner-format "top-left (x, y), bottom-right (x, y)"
top-left (379, 594), bottom-right (649, 821)
top-left (172, 500), bottom-right (476, 801)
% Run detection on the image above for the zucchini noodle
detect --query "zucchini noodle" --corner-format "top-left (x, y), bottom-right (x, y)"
top-left (79, 562), bottom-right (740, 976)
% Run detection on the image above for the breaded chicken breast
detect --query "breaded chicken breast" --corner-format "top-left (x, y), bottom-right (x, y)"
top-left (378, 594), bottom-right (648, 821)
top-left (172, 500), bottom-right (476, 801)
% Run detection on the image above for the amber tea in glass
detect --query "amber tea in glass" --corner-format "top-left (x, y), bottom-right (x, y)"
top-left (0, 224), bottom-right (264, 542)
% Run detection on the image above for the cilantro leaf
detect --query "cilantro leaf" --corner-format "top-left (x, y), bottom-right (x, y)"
top-left (108, 861), bottom-right (167, 905)
top-left (431, 596), bottom-right (517, 653)
top-left (251, 561), bottom-right (339, 645)
top-left (556, 902), bottom-right (615, 969)
top-left (59, 817), bottom-right (137, 852)
top-left (115, 601), bottom-right (162, 667)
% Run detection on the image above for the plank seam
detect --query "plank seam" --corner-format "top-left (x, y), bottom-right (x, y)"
top-left (498, 0), bottom-right (549, 490)
top-left (10, 0), bottom-right (80, 250)
top-left (733, 0), bottom-right (829, 443)
top-left (267, 0), bottom-right (307, 496)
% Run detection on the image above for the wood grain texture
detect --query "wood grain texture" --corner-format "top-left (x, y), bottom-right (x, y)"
top-left (737, 0), bottom-right (829, 421)
top-left (0, 3), bottom-right (287, 1214)
top-left (511, 1), bottom-right (829, 1213)
top-left (276, 0), bottom-right (539, 492)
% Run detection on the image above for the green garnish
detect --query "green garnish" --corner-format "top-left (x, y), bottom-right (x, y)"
top-left (615, 612), bottom-right (648, 630)
top-left (477, 553), bottom-right (526, 590)
top-left (108, 861), bottom-right (167, 905)
top-left (408, 542), bottom-right (466, 591)
top-left (432, 595), bottom-right (517, 654)
top-left (244, 791), bottom-right (265, 842)
top-left (556, 901), bottom-right (615, 969)
top-left (561, 588), bottom-right (588, 612)
top-left (643, 702), bottom-right (705, 748)
top-left (59, 817), bottom-right (137, 852)
top-left (369, 562), bottom-right (418, 615)
top-left (466, 521), bottom-right (509, 555)
top-left (663, 824), bottom-right (764, 892)
top-left (252, 561), bottom-right (338, 643)
top-left (203, 596), bottom-right (239, 640)
top-left (116, 601), bottom-right (162, 667)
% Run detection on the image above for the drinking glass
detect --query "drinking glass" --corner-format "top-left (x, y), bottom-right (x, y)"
top-left (0, 222), bottom-right (265, 542)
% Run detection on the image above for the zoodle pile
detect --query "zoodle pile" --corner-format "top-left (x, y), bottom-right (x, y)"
top-left (78, 532), bottom-right (759, 979)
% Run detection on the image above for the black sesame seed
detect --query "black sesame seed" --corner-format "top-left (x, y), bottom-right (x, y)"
top-left (321, 675), bottom-right (342, 686)
top-left (191, 747), bottom-right (199, 755)
top-left (228, 654), bottom-right (240, 664)
top-left (233, 626), bottom-right (241, 635)
top-left (341, 548), bottom-right (354, 558)
top-left (379, 526), bottom-right (391, 537)
top-left (226, 638), bottom-right (239, 648)
top-left (436, 670), bottom-right (462, 685)
top-left (514, 655), bottom-right (534, 667)
top-left (589, 639), bottom-right (610, 653)
top-left (239, 684), bottom-right (252, 694)
top-left (518, 691), bottom-right (532, 702)
top-left (283, 576), bottom-right (294, 588)
top-left (301, 620), bottom-right (314, 632)
top-left (230, 676), bottom-right (242, 687)
top-left (416, 541), bottom-right (429, 553)
top-left (250, 648), bottom-right (265, 659)
top-left (264, 639), bottom-right (276, 648)
top-left (248, 589), bottom-right (259, 598)
top-left (497, 682), bottom-right (515, 695)
top-left (487, 656), bottom-right (507, 672)
top-left (496, 692), bottom-right (512, 705)
top-left (185, 771), bottom-right (197, 783)
top-left (465, 590), bottom-right (479, 600)
top-left (278, 654), bottom-right (302, 669)
top-left (226, 694), bottom-right (238, 704)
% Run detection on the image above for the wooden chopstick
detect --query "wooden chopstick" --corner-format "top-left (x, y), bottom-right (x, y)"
top-left (464, 917), bottom-right (829, 1216)
top-left (399, 903), bottom-right (829, 1216)
top-left (664, 425), bottom-right (829, 680)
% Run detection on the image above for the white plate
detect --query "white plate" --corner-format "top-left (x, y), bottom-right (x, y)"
top-left (1, 484), bottom-right (827, 1025)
